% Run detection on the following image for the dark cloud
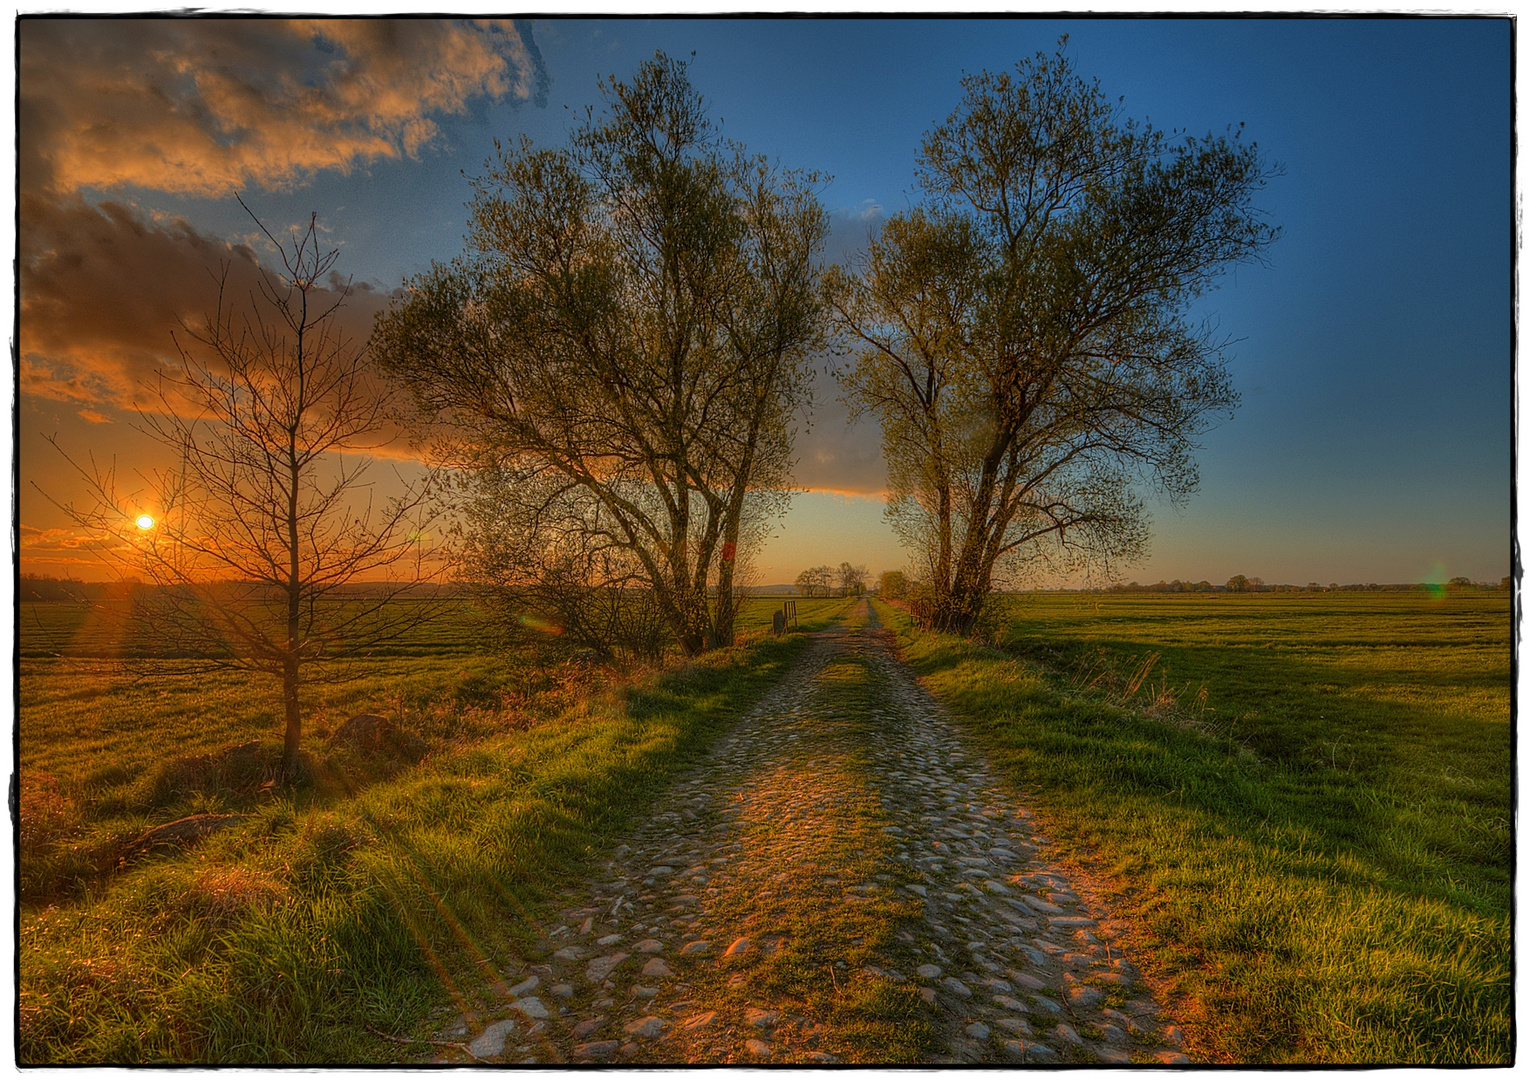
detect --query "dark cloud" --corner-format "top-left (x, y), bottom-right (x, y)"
top-left (20, 195), bottom-right (391, 409)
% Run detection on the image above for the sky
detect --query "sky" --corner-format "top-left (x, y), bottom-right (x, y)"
top-left (15, 13), bottom-right (1513, 587)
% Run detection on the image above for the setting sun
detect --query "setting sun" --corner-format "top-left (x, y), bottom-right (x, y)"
top-left (135, 515), bottom-right (154, 530)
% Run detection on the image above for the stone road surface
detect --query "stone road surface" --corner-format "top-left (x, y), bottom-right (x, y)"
top-left (425, 600), bottom-right (1191, 1065)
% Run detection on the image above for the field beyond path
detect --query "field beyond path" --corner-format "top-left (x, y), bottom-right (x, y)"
top-left (420, 600), bottom-right (1189, 1065)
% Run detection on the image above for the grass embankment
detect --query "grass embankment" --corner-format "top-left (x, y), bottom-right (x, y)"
top-left (877, 592), bottom-right (1510, 1065)
top-left (18, 596), bottom-right (849, 1063)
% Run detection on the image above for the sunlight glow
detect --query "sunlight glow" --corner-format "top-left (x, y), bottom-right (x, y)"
top-left (135, 515), bottom-right (155, 530)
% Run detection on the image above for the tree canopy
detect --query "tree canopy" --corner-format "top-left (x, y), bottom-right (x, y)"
top-left (828, 40), bottom-right (1279, 632)
top-left (375, 53), bottom-right (829, 654)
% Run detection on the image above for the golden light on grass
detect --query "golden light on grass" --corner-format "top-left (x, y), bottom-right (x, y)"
top-left (135, 515), bottom-right (154, 530)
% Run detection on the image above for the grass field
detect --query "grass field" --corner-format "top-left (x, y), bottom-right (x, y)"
top-left (881, 590), bottom-right (1511, 1064)
top-left (17, 594), bottom-right (850, 1063)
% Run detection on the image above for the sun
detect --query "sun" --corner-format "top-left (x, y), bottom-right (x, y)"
top-left (135, 515), bottom-right (155, 530)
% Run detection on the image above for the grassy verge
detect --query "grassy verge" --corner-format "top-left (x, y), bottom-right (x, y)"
top-left (18, 599), bottom-right (849, 1063)
top-left (874, 596), bottom-right (1510, 1065)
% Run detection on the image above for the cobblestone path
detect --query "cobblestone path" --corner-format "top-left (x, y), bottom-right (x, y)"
top-left (428, 601), bottom-right (1191, 1065)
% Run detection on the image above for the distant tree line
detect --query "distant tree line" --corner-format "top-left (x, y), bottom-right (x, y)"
top-left (795, 563), bottom-right (867, 597)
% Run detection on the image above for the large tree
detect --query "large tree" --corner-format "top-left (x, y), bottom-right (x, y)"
top-left (375, 53), bottom-right (827, 655)
top-left (46, 211), bottom-right (439, 778)
top-left (828, 42), bottom-right (1279, 633)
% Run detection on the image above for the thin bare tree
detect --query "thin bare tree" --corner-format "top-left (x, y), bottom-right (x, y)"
top-left (43, 207), bottom-right (441, 779)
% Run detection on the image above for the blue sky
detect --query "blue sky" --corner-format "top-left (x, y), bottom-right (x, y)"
top-left (19, 15), bottom-right (1512, 586)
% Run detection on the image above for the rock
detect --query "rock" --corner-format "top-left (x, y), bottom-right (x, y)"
top-left (907, 884), bottom-right (928, 897)
top-left (724, 936), bottom-right (752, 957)
top-left (631, 985), bottom-right (658, 998)
top-left (1092, 1045), bottom-right (1133, 1064)
top-left (551, 983), bottom-right (574, 999)
top-left (941, 976), bottom-right (973, 999)
top-left (574, 1040), bottom-right (620, 1060)
top-left (1163, 1025), bottom-right (1185, 1045)
top-left (1155, 1051), bottom-right (1193, 1065)
top-left (1068, 985), bottom-right (1103, 1008)
top-left (683, 1010), bottom-right (718, 1030)
top-left (678, 940), bottom-right (712, 957)
top-left (1029, 994), bottom-right (1062, 1013)
top-left (919, 987), bottom-right (937, 1004)
top-left (1026, 1043), bottom-right (1060, 1062)
top-left (916, 963), bottom-right (942, 979)
top-left (993, 994), bottom-right (1029, 1012)
top-left (508, 997), bottom-right (548, 1020)
top-left (635, 938), bottom-right (664, 953)
top-left (745, 1038), bottom-right (771, 1058)
top-left (649, 865), bottom-right (676, 876)
top-left (508, 975), bottom-right (539, 997)
top-left (995, 1016), bottom-right (1032, 1036)
top-left (467, 1019), bottom-right (515, 1058)
top-left (641, 957), bottom-right (673, 979)
top-left (597, 933), bottom-right (622, 946)
top-left (965, 1022), bottom-right (990, 1039)
top-left (1023, 895), bottom-right (1065, 915)
top-left (805, 1051), bottom-right (840, 1063)
top-left (1012, 971), bottom-right (1045, 991)
top-left (623, 1015), bottom-right (666, 1039)
top-left (571, 1018), bottom-right (604, 1039)
top-left (552, 946), bottom-right (583, 962)
top-left (586, 953), bottom-right (628, 982)
top-left (579, 917), bottom-right (595, 935)
top-left (1049, 916), bottom-right (1096, 929)
top-left (744, 1008), bottom-right (778, 1028)
top-left (1098, 1023), bottom-right (1127, 1043)
top-left (1052, 1022), bottom-right (1083, 1045)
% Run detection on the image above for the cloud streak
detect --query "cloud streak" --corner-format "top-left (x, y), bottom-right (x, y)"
top-left (21, 18), bottom-right (550, 198)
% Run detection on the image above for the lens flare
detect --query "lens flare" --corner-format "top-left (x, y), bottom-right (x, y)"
top-left (135, 515), bottom-right (155, 530)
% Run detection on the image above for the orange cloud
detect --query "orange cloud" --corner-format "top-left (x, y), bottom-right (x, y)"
top-left (21, 18), bottom-right (548, 198)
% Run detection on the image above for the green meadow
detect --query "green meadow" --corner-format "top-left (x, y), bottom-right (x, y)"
top-left (882, 590), bottom-right (1511, 1064)
top-left (17, 594), bottom-right (849, 1063)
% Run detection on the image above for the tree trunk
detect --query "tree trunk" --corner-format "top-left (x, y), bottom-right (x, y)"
top-left (281, 657), bottom-right (301, 780)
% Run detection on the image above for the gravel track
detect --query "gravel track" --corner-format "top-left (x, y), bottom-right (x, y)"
top-left (426, 600), bottom-right (1191, 1065)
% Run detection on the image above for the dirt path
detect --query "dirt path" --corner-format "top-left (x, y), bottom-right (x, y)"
top-left (425, 601), bottom-right (1191, 1065)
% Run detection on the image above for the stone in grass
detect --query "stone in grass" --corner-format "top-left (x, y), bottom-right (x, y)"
top-left (993, 994), bottom-right (1028, 1012)
top-left (746, 1039), bottom-right (772, 1058)
top-left (623, 1015), bottom-right (666, 1039)
top-left (995, 1016), bottom-right (1033, 1037)
top-left (586, 953), bottom-right (628, 982)
top-left (1051, 1022), bottom-right (1083, 1046)
top-left (1002, 1039), bottom-right (1030, 1060)
top-left (467, 1019), bottom-right (515, 1059)
top-left (552, 946), bottom-right (582, 962)
top-left (1097, 1023), bottom-right (1128, 1043)
top-left (965, 1022), bottom-right (990, 1039)
top-left (1012, 971), bottom-right (1045, 991)
top-left (635, 938), bottom-right (665, 954)
top-left (683, 1010), bottom-right (719, 1030)
top-left (1155, 1051), bottom-right (1193, 1065)
top-left (724, 936), bottom-right (752, 958)
top-left (745, 1008), bottom-right (778, 1028)
top-left (916, 963), bottom-right (942, 979)
top-left (508, 975), bottom-right (539, 997)
top-left (941, 977), bottom-right (974, 999)
top-left (641, 957), bottom-right (674, 979)
top-left (1068, 985), bottom-right (1103, 1008)
top-left (571, 1018), bottom-right (604, 1040)
top-left (1029, 993), bottom-right (1062, 1014)
top-left (631, 986), bottom-right (659, 999)
top-left (1025, 1042), bottom-right (1061, 1062)
top-left (508, 997), bottom-right (549, 1020)
top-left (551, 983), bottom-right (575, 999)
top-left (574, 1041), bottom-right (620, 1060)
top-left (1091, 1044), bottom-right (1133, 1064)
top-left (679, 940), bottom-right (712, 957)
top-left (805, 1051), bottom-right (841, 1064)
top-left (597, 933), bottom-right (623, 946)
